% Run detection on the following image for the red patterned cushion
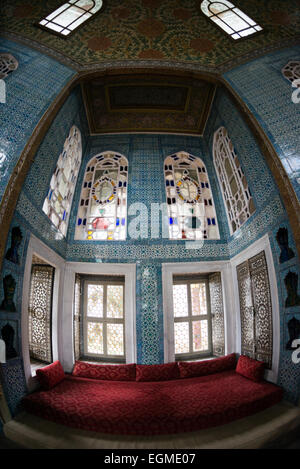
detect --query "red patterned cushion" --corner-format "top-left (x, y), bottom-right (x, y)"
top-left (23, 371), bottom-right (283, 435)
top-left (72, 361), bottom-right (136, 381)
top-left (236, 355), bottom-right (265, 382)
top-left (178, 353), bottom-right (237, 379)
top-left (136, 362), bottom-right (180, 382)
top-left (36, 361), bottom-right (65, 390)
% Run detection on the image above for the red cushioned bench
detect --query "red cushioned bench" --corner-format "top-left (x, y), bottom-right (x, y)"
top-left (22, 354), bottom-right (283, 436)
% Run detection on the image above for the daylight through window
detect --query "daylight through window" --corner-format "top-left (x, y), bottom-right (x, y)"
top-left (38, 0), bottom-right (103, 36)
top-left (164, 152), bottom-right (219, 240)
top-left (200, 1), bottom-right (262, 40)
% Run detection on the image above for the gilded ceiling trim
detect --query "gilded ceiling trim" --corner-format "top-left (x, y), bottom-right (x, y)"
top-left (2, 31), bottom-right (300, 75)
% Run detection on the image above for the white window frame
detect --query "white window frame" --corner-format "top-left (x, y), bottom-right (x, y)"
top-left (62, 262), bottom-right (136, 372)
top-left (82, 276), bottom-right (126, 362)
top-left (172, 276), bottom-right (213, 360)
top-left (22, 234), bottom-right (65, 392)
top-left (230, 234), bottom-right (280, 384)
top-left (163, 261), bottom-right (234, 364)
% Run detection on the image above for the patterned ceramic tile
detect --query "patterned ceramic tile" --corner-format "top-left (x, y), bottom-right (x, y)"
top-left (0, 37), bottom-right (75, 201)
top-left (223, 45), bottom-right (300, 201)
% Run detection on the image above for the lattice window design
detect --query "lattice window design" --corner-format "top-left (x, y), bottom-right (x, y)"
top-left (38, 0), bottom-right (103, 37)
top-left (237, 251), bottom-right (273, 369)
top-left (164, 152), bottom-right (220, 240)
top-left (213, 127), bottom-right (255, 234)
top-left (28, 265), bottom-right (54, 364)
top-left (75, 152), bottom-right (128, 241)
top-left (43, 125), bottom-right (82, 237)
top-left (208, 272), bottom-right (225, 356)
top-left (0, 53), bottom-right (18, 79)
top-left (73, 274), bottom-right (81, 360)
top-left (173, 277), bottom-right (212, 359)
top-left (83, 278), bottom-right (125, 361)
top-left (282, 61), bottom-right (300, 87)
top-left (200, 1), bottom-right (262, 40)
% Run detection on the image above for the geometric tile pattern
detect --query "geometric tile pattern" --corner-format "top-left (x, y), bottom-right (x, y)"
top-left (0, 37), bottom-right (75, 202)
top-left (223, 45), bottom-right (300, 201)
top-left (0, 358), bottom-right (27, 416)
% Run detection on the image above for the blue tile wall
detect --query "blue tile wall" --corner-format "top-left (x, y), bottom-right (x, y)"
top-left (1, 42), bottom-right (299, 407)
top-left (223, 45), bottom-right (300, 201)
top-left (0, 37), bottom-right (76, 201)
top-left (0, 86), bottom-right (89, 414)
top-left (204, 87), bottom-right (300, 404)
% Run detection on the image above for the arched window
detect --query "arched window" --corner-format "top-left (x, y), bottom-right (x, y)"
top-left (38, 0), bottom-right (103, 37)
top-left (200, 1), bottom-right (262, 40)
top-left (75, 152), bottom-right (128, 241)
top-left (164, 152), bottom-right (220, 240)
top-left (42, 125), bottom-right (82, 237)
top-left (213, 127), bottom-right (255, 234)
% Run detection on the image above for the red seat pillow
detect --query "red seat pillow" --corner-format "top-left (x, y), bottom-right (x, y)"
top-left (36, 360), bottom-right (65, 390)
top-left (136, 362), bottom-right (180, 382)
top-left (72, 361), bottom-right (136, 381)
top-left (178, 353), bottom-right (237, 379)
top-left (236, 355), bottom-right (265, 382)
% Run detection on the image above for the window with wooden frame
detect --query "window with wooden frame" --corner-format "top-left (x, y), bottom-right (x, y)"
top-left (80, 276), bottom-right (126, 363)
top-left (172, 276), bottom-right (212, 360)
top-left (200, 1), bottom-right (262, 40)
top-left (38, 0), bottom-right (103, 37)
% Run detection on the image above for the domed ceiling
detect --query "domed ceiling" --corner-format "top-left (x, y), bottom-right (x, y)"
top-left (1, 0), bottom-right (300, 72)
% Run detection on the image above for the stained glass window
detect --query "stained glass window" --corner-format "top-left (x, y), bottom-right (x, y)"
top-left (38, 0), bottom-right (103, 37)
top-left (75, 152), bottom-right (128, 241)
top-left (83, 278), bottom-right (125, 361)
top-left (164, 152), bottom-right (219, 240)
top-left (173, 277), bottom-right (212, 359)
top-left (28, 261), bottom-right (54, 364)
top-left (213, 127), bottom-right (255, 234)
top-left (200, 1), bottom-right (262, 40)
top-left (43, 126), bottom-right (82, 237)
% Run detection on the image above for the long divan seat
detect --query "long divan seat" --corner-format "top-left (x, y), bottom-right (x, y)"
top-left (21, 354), bottom-right (283, 436)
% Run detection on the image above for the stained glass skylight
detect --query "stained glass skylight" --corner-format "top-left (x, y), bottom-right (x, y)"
top-left (38, 0), bottom-right (103, 36)
top-left (201, 1), bottom-right (262, 40)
